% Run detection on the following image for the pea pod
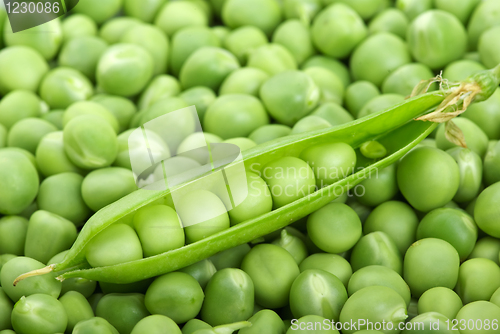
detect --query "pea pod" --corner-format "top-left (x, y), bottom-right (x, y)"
top-left (14, 66), bottom-right (500, 285)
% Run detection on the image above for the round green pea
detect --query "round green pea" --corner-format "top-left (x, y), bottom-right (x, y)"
top-left (467, 0), bottom-right (500, 51)
top-left (145, 272), bottom-right (204, 324)
top-left (91, 94), bottom-right (137, 133)
top-left (492, 288), bottom-right (500, 307)
top-left (469, 237), bottom-right (500, 266)
top-left (99, 17), bottom-right (142, 45)
top-left (382, 63), bottom-right (434, 97)
top-left (73, 0), bottom-right (121, 24)
top-left (39, 67), bottom-right (93, 109)
top-left (61, 14), bottom-right (97, 42)
top-left (446, 147), bottom-right (483, 203)
top-left (0, 216), bottom-right (28, 256)
top-left (96, 293), bottom-right (150, 334)
top-left (311, 103), bottom-right (354, 127)
top-left (219, 68), bottom-right (269, 98)
top-left (72, 317), bottom-right (119, 334)
top-left (302, 56), bottom-right (351, 89)
top-left (291, 115), bottom-right (331, 135)
top-left (272, 229), bottom-right (308, 264)
top-left (311, 4), bottom-right (367, 59)
top-left (443, 59), bottom-right (487, 82)
top-left (11, 294), bottom-right (67, 334)
top-left (240, 309), bottom-right (284, 334)
top-left (299, 254), bottom-right (353, 288)
top-left (457, 258), bottom-right (500, 304)
top-left (463, 89), bottom-right (500, 141)
top-left (249, 124), bottom-right (292, 144)
top-left (223, 137), bottom-right (257, 151)
top-left (273, 20), bottom-right (314, 66)
top-left (41, 111), bottom-right (65, 130)
top-left (304, 67), bottom-right (344, 105)
top-left (436, 118), bottom-right (489, 158)
top-left (356, 164), bottom-right (399, 207)
top-left (357, 94), bottom-right (405, 119)
top-left (179, 86), bottom-right (216, 120)
top-left (182, 319), bottom-right (212, 334)
top-left (455, 301), bottom-right (500, 334)
top-left (178, 259), bottom-right (217, 290)
top-left (59, 291), bottom-right (94, 333)
top-left (396, 0), bottom-right (433, 20)
top-left (222, 0), bottom-right (282, 36)
top-left (247, 44), bottom-right (297, 76)
top-left (58, 36), bottom-right (108, 82)
top-left (0, 287), bottom-right (13, 331)
top-left (397, 146), bottom-right (460, 212)
top-left (35, 131), bottom-right (83, 177)
top-left (344, 81), bottom-right (380, 118)
top-left (224, 26), bottom-right (268, 65)
top-left (131, 315), bottom-right (182, 334)
top-left (418, 287), bottom-right (463, 320)
top-left (369, 8), bottom-right (409, 40)
top-left (138, 75), bottom-right (181, 111)
top-left (124, 0), bottom-right (167, 23)
top-left (0, 90), bottom-right (45, 129)
top-left (475, 182), bottom-right (500, 238)
top-left (209, 244), bottom-right (250, 271)
top-left (154, 1), bottom-right (208, 37)
top-left (283, 0), bottom-right (322, 22)
top-left (62, 101), bottom-right (120, 133)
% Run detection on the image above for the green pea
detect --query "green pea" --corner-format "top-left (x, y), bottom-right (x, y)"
top-left (155, 1), bottom-right (208, 37)
top-left (350, 231), bottom-right (403, 275)
top-left (209, 243), bottom-right (251, 270)
top-left (178, 259), bottom-right (216, 290)
top-left (382, 63), bottom-right (434, 97)
top-left (262, 157), bottom-right (316, 208)
top-left (41, 111), bottom-right (65, 130)
top-left (396, 0), bottom-right (433, 20)
top-left (224, 26), bottom-right (268, 65)
top-left (291, 115), bottom-right (331, 135)
top-left (467, 0), bottom-right (500, 51)
top-left (249, 124), bottom-right (292, 144)
top-left (176, 132), bottom-right (220, 164)
top-left (85, 223), bottom-right (143, 267)
top-left (290, 269), bottom-right (347, 321)
top-left (59, 291), bottom-right (94, 333)
top-left (35, 132), bottom-right (83, 177)
top-left (242, 244), bottom-right (300, 308)
top-left (436, 118), bottom-right (489, 158)
top-left (260, 71), bottom-right (319, 126)
top-left (91, 94), bottom-right (137, 133)
top-left (63, 101), bottom-right (120, 133)
top-left (469, 237), bottom-right (500, 266)
top-left (145, 272), bottom-right (204, 324)
top-left (99, 17), bottom-right (142, 45)
top-left (0, 255), bottom-right (16, 274)
top-left (180, 47), bottom-right (240, 90)
top-left (47, 251), bottom-right (97, 298)
top-left (360, 141), bottom-right (387, 159)
top-left (272, 229), bottom-right (308, 264)
top-left (4, 19), bottom-right (62, 61)
top-left (356, 164), bottom-right (399, 207)
top-left (0, 150), bottom-right (39, 215)
top-left (364, 201), bottom-right (418, 255)
top-left (0, 216), bottom-right (28, 256)
top-left (248, 44), bottom-right (298, 76)
top-left (446, 147), bottom-right (483, 203)
top-left (404, 238), bottom-right (460, 298)
top-left (24, 210), bottom-right (77, 264)
top-left (138, 76), bottom-right (181, 112)
top-left (492, 288), bottom-right (500, 307)
top-left (299, 254), bottom-right (352, 288)
top-left (219, 69), bottom-right (269, 99)
top-left (358, 94), bottom-right (405, 119)
top-left (240, 309), bottom-right (284, 334)
top-left (351, 33), bottom-right (411, 87)
top-left (11, 294), bottom-right (67, 334)
top-left (311, 4), bottom-right (367, 59)
top-left (442, 60), bottom-right (487, 82)
top-left (72, 317), bottom-right (119, 334)
top-left (368, 8), bottom-right (409, 40)
top-left (457, 258), bottom-right (500, 304)
top-left (0, 124), bottom-right (6, 148)
top-left (61, 14), bottom-right (97, 42)
top-left (97, 44), bottom-right (154, 97)
top-left (407, 10), bottom-right (467, 70)
top-left (223, 138), bottom-right (257, 151)
top-left (339, 286), bottom-right (407, 334)
top-left (397, 146), bottom-right (460, 212)
top-left (273, 20), bottom-right (314, 66)
top-left (463, 89), bottom-right (500, 141)
top-left (304, 67), bottom-right (344, 104)
top-left (311, 103), bottom-right (354, 127)
top-left (131, 315), bottom-right (182, 334)
top-left (0, 257), bottom-right (61, 302)
top-left (0, 90), bottom-right (45, 130)
top-left (455, 301), bottom-right (500, 334)
top-left (40, 67), bottom-right (94, 109)
top-left (222, 0), bottom-right (282, 36)
top-left (477, 179), bottom-right (500, 235)
top-left (283, 0), bottom-right (321, 22)
top-left (96, 293), bottom-right (150, 334)
top-left (178, 86), bottom-right (215, 121)
top-left (123, 0), bottom-right (165, 22)
top-left (434, 0), bottom-right (480, 23)
top-left (58, 36), bottom-right (108, 82)
top-left (301, 56), bottom-right (351, 89)
top-left (418, 287), bottom-right (463, 320)
top-left (0, 46), bottom-right (49, 95)
top-left (0, 287), bottom-right (13, 330)
top-left (344, 81), bottom-right (380, 118)
top-left (73, 0), bottom-right (121, 24)
top-left (182, 319), bottom-right (212, 334)
top-left (403, 312), bottom-right (454, 334)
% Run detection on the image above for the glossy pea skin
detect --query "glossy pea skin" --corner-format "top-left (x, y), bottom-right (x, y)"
top-left (357, 94), bottom-right (405, 119)
top-left (351, 33), bottom-right (411, 87)
top-left (182, 319), bottom-right (212, 334)
top-left (219, 68), bottom-right (269, 98)
top-left (397, 146), bottom-right (460, 212)
top-left (91, 94), bottom-right (138, 134)
top-left (0, 46), bottom-right (49, 95)
top-left (72, 317), bottom-right (119, 334)
top-left (446, 147), bottom-right (483, 203)
top-left (467, 0), bottom-right (500, 51)
top-left (179, 86), bottom-right (216, 121)
top-left (39, 67), bottom-right (93, 109)
top-left (0, 216), bottom-right (28, 255)
top-left (436, 118), bottom-right (489, 158)
top-left (224, 26), bottom-right (268, 65)
top-left (249, 124), bottom-right (292, 144)
top-left (0, 287), bottom-right (13, 330)
top-left (96, 293), bottom-right (150, 334)
top-left (404, 238), bottom-right (460, 298)
top-left (299, 254), bottom-right (353, 288)
top-left (290, 269), bottom-right (348, 321)
top-left (272, 229), bottom-right (308, 264)
top-left (474, 182), bottom-right (500, 238)
top-left (455, 301), bottom-right (500, 334)
top-left (304, 67), bottom-right (344, 105)
top-left (37, 172), bottom-right (90, 226)
top-left (154, 1), bottom-right (208, 37)
top-left (382, 63), bottom-right (434, 97)
top-left (239, 309), bottom-right (285, 334)
top-left (201, 268), bottom-right (254, 326)
top-left (273, 20), bottom-right (315, 66)
top-left (418, 287), bottom-right (463, 320)
top-left (124, 0), bottom-right (167, 23)
top-left (396, 0), bottom-right (432, 20)
top-left (99, 17), bottom-right (142, 45)
top-left (131, 315), bottom-right (182, 334)
top-left (137, 75), bottom-right (181, 111)
top-left (262, 157), bottom-right (316, 208)
top-left (35, 131), bottom-right (83, 178)
top-left (24, 210), bottom-right (77, 264)
top-left (492, 288), bottom-right (500, 307)
top-left (209, 244), bottom-right (251, 271)
top-left (311, 4), bottom-right (367, 59)
top-left (241, 244), bottom-right (300, 308)
top-left (247, 44), bottom-right (298, 76)
top-left (434, 0), bottom-right (480, 24)
top-left (344, 81), bottom-right (380, 118)
top-left (73, 0), bottom-right (122, 24)
top-left (203, 94), bottom-right (269, 139)
top-left (0, 150), bottom-right (39, 215)
top-left (260, 71), bottom-right (319, 126)
top-left (97, 44), bottom-right (154, 97)
top-left (364, 201), bottom-right (419, 255)
top-left (61, 14), bottom-right (97, 41)
top-left (339, 286), bottom-right (407, 334)
top-left (145, 272), bottom-right (204, 324)
top-left (58, 36), bottom-right (108, 82)
top-left (356, 164), bottom-right (399, 207)
top-left (302, 56), bottom-right (351, 89)
top-left (417, 208), bottom-right (478, 261)
top-left (369, 8), bottom-right (409, 40)
top-left (468, 237), bottom-right (500, 266)
top-left (457, 258), bottom-right (500, 304)
top-left (63, 115), bottom-right (118, 170)
top-left (350, 231), bottom-right (403, 275)
top-left (178, 259), bottom-right (217, 290)
top-left (222, 0), bottom-right (282, 36)
top-left (11, 294), bottom-right (67, 334)
top-left (7, 118), bottom-right (57, 154)
top-left (59, 291), bottom-right (94, 333)
top-left (180, 46), bottom-right (240, 91)
top-left (307, 203), bottom-right (362, 254)
top-left (311, 103), bottom-right (354, 127)
top-left (463, 89), bottom-right (500, 141)
top-left (291, 115), bottom-right (331, 134)
top-left (442, 60), bottom-right (487, 82)
top-left (223, 137), bottom-right (257, 151)
top-left (63, 101), bottom-right (120, 133)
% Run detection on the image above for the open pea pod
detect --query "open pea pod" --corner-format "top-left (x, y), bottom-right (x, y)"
top-left (15, 65), bottom-right (500, 284)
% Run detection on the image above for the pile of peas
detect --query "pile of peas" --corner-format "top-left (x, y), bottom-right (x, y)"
top-left (1, 0), bottom-right (500, 333)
